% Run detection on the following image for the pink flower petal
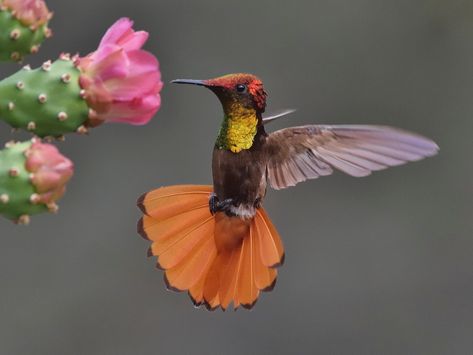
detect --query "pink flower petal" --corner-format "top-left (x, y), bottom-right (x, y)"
top-left (105, 71), bottom-right (160, 100)
top-left (78, 18), bottom-right (162, 126)
top-left (104, 51), bottom-right (161, 100)
top-left (91, 47), bottom-right (129, 81)
top-left (126, 50), bottom-right (160, 75)
top-left (119, 31), bottom-right (149, 51)
top-left (102, 94), bottom-right (161, 125)
top-left (98, 18), bottom-right (134, 48)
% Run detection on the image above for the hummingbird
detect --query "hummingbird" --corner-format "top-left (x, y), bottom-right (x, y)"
top-left (137, 73), bottom-right (438, 311)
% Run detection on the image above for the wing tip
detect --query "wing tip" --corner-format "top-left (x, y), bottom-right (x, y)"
top-left (429, 141), bottom-right (440, 155)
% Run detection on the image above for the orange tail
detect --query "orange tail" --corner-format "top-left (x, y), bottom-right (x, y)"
top-left (137, 185), bottom-right (284, 311)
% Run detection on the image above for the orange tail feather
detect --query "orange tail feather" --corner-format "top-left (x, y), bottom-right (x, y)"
top-left (137, 185), bottom-right (284, 310)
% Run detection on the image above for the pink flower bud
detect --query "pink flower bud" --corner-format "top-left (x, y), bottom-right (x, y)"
top-left (3, 0), bottom-right (52, 27)
top-left (77, 18), bottom-right (162, 126)
top-left (25, 142), bottom-right (73, 204)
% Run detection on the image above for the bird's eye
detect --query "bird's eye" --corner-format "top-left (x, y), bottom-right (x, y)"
top-left (236, 84), bottom-right (247, 93)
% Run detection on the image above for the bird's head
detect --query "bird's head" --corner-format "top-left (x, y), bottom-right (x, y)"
top-left (172, 73), bottom-right (267, 116)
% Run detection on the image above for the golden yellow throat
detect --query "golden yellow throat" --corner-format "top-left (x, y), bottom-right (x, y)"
top-left (216, 105), bottom-right (258, 153)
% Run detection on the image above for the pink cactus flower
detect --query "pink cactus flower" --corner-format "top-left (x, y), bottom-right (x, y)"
top-left (25, 141), bottom-right (74, 205)
top-left (77, 18), bottom-right (162, 126)
top-left (3, 0), bottom-right (52, 27)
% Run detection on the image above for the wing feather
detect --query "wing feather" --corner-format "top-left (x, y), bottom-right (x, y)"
top-left (265, 125), bottom-right (438, 190)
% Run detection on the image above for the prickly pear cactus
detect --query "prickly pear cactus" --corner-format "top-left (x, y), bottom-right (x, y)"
top-left (0, 57), bottom-right (90, 138)
top-left (0, 139), bottom-right (73, 224)
top-left (0, 1), bottom-right (52, 62)
top-left (0, 141), bottom-right (46, 222)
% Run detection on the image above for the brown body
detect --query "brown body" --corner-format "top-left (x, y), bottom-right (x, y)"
top-left (212, 125), bottom-right (268, 215)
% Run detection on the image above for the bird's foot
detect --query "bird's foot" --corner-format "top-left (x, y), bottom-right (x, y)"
top-left (209, 193), bottom-right (218, 215)
top-left (209, 194), bottom-right (235, 215)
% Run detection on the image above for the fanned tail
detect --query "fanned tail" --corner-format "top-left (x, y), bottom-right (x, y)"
top-left (137, 185), bottom-right (284, 310)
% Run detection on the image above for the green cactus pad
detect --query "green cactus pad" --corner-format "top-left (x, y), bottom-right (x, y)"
top-left (0, 6), bottom-right (50, 62)
top-left (0, 58), bottom-right (90, 137)
top-left (0, 141), bottom-right (47, 221)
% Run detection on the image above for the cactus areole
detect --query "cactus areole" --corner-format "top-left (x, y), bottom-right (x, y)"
top-left (0, 139), bottom-right (73, 224)
top-left (0, 0), bottom-right (52, 62)
top-left (0, 56), bottom-right (90, 137)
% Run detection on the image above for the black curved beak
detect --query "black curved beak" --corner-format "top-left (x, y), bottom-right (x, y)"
top-left (171, 79), bottom-right (207, 86)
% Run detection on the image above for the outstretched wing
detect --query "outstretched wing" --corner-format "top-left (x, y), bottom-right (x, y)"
top-left (265, 125), bottom-right (439, 190)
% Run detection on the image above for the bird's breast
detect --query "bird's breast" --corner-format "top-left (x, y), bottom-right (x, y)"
top-left (212, 141), bottom-right (268, 218)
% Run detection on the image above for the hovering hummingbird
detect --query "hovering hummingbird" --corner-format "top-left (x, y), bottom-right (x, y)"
top-left (137, 73), bottom-right (438, 311)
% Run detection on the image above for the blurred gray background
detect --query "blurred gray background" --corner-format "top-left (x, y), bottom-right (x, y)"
top-left (0, 0), bottom-right (472, 354)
